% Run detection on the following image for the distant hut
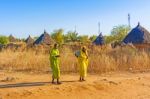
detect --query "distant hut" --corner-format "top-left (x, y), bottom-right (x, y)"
top-left (0, 44), bottom-right (5, 51)
top-left (25, 35), bottom-right (34, 45)
top-left (9, 34), bottom-right (18, 42)
top-left (34, 30), bottom-right (54, 45)
top-left (123, 23), bottom-right (150, 49)
top-left (93, 33), bottom-right (105, 45)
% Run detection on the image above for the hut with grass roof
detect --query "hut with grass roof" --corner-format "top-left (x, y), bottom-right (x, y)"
top-left (34, 30), bottom-right (54, 45)
top-left (93, 33), bottom-right (105, 45)
top-left (25, 35), bottom-right (34, 45)
top-left (123, 23), bottom-right (150, 49)
top-left (9, 34), bottom-right (18, 42)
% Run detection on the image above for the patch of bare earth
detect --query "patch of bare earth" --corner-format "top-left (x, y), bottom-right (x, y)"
top-left (0, 71), bottom-right (150, 99)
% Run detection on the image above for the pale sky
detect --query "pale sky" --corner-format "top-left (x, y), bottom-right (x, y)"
top-left (0, 0), bottom-right (150, 38)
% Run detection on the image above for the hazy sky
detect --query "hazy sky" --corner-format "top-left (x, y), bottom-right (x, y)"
top-left (0, 0), bottom-right (150, 38)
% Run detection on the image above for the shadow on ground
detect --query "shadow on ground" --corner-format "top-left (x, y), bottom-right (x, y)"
top-left (0, 80), bottom-right (78, 88)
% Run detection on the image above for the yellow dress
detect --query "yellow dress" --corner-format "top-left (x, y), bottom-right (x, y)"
top-left (50, 48), bottom-right (60, 79)
top-left (78, 50), bottom-right (89, 78)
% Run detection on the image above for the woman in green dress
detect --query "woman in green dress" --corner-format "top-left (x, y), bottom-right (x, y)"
top-left (50, 43), bottom-right (61, 84)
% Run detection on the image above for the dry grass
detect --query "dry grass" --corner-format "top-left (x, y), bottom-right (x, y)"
top-left (0, 50), bottom-right (49, 72)
top-left (0, 45), bottom-right (150, 73)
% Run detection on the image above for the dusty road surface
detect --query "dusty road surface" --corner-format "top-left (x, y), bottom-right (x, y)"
top-left (0, 71), bottom-right (150, 99)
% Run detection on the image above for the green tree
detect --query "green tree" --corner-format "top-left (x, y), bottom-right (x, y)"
top-left (51, 29), bottom-right (64, 44)
top-left (0, 36), bottom-right (9, 45)
top-left (64, 31), bottom-right (78, 42)
top-left (110, 25), bottom-right (130, 42)
top-left (105, 35), bottom-right (115, 44)
top-left (89, 35), bottom-right (97, 42)
top-left (78, 35), bottom-right (90, 43)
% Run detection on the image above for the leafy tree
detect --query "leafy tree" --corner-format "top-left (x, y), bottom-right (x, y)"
top-left (89, 35), bottom-right (97, 42)
top-left (78, 35), bottom-right (90, 43)
top-left (110, 25), bottom-right (130, 42)
top-left (51, 29), bottom-right (64, 44)
top-left (0, 36), bottom-right (9, 45)
top-left (104, 36), bottom-right (114, 44)
top-left (64, 31), bottom-right (78, 42)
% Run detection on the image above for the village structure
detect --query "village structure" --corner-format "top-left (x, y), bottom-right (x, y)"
top-left (0, 23), bottom-right (150, 51)
top-left (123, 23), bottom-right (150, 49)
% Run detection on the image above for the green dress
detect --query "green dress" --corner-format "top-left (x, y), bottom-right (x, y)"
top-left (50, 48), bottom-right (60, 79)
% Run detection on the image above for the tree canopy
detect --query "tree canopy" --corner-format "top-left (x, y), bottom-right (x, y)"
top-left (0, 36), bottom-right (9, 45)
top-left (51, 29), bottom-right (64, 44)
top-left (105, 25), bottom-right (131, 44)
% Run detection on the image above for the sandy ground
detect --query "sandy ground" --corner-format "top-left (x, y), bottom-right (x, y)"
top-left (0, 71), bottom-right (150, 99)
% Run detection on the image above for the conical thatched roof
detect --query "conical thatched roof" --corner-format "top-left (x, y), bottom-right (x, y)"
top-left (34, 30), bottom-right (54, 45)
top-left (93, 33), bottom-right (105, 45)
top-left (25, 35), bottom-right (34, 45)
top-left (9, 34), bottom-right (17, 42)
top-left (123, 23), bottom-right (150, 44)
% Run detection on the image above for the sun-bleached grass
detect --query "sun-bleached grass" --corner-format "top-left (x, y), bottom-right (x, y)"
top-left (0, 50), bottom-right (49, 72)
top-left (0, 45), bottom-right (150, 73)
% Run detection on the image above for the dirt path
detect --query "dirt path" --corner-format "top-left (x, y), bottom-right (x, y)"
top-left (0, 71), bottom-right (150, 99)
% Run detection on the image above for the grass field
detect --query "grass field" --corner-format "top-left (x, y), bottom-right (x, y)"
top-left (0, 45), bottom-right (150, 73)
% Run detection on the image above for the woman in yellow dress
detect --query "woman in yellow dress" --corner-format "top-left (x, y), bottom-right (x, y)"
top-left (50, 43), bottom-right (61, 84)
top-left (77, 46), bottom-right (89, 81)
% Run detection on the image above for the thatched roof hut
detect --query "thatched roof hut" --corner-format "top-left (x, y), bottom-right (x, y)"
top-left (123, 23), bottom-right (150, 44)
top-left (34, 30), bottom-right (54, 45)
top-left (9, 34), bottom-right (18, 42)
top-left (25, 35), bottom-right (34, 45)
top-left (0, 44), bottom-right (5, 51)
top-left (93, 33), bottom-right (105, 45)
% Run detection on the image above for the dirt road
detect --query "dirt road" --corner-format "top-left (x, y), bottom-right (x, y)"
top-left (0, 71), bottom-right (150, 99)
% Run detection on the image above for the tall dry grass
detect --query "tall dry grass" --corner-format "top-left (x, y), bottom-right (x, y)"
top-left (0, 45), bottom-right (150, 73)
top-left (0, 50), bottom-right (49, 72)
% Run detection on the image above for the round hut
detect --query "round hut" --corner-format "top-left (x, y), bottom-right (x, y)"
top-left (9, 34), bottom-right (18, 42)
top-left (93, 33), bottom-right (105, 45)
top-left (25, 35), bottom-right (34, 45)
top-left (123, 23), bottom-right (150, 49)
top-left (34, 30), bottom-right (55, 45)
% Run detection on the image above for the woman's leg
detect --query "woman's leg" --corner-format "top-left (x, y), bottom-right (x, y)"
top-left (57, 78), bottom-right (62, 84)
top-left (52, 76), bottom-right (55, 84)
top-left (79, 76), bottom-right (82, 81)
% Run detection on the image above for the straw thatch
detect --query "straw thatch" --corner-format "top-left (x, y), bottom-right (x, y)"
top-left (0, 44), bottom-right (5, 51)
top-left (9, 34), bottom-right (18, 42)
top-left (34, 30), bottom-right (54, 45)
top-left (123, 23), bottom-right (150, 44)
top-left (93, 33), bottom-right (105, 45)
top-left (25, 35), bottom-right (34, 45)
